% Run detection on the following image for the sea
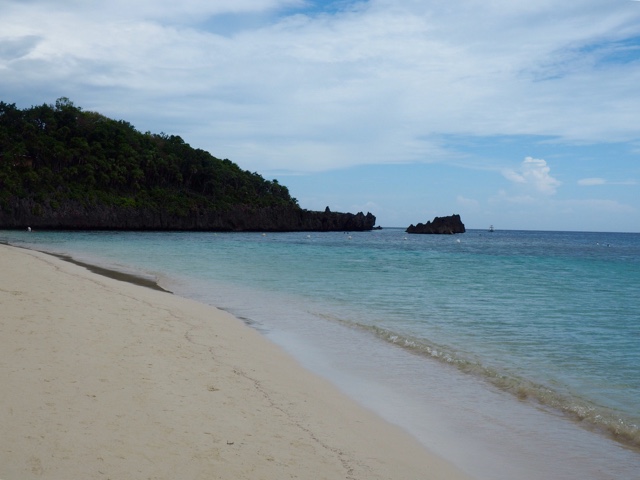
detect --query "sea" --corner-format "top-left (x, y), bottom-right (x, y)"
top-left (2, 228), bottom-right (639, 479)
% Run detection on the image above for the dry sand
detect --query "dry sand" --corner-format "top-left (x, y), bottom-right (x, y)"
top-left (0, 244), bottom-right (472, 480)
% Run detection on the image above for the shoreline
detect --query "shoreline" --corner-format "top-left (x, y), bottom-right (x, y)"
top-left (0, 241), bottom-right (169, 293)
top-left (0, 243), bottom-right (471, 480)
top-left (47, 251), bottom-right (172, 293)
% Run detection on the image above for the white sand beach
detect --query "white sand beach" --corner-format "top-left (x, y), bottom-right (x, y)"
top-left (0, 244), bottom-right (471, 480)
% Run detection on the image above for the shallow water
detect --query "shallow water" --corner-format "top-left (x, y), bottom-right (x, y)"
top-left (3, 228), bottom-right (639, 479)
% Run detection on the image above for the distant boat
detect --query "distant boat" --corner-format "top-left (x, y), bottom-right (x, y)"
top-left (489, 225), bottom-right (494, 232)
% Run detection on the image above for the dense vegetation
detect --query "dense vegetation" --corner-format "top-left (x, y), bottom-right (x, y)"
top-left (0, 98), bottom-right (298, 217)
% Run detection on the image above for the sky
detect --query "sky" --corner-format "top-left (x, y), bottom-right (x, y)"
top-left (1, 0), bottom-right (640, 232)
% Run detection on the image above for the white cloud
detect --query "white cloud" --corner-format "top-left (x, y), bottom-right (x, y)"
top-left (491, 190), bottom-right (537, 205)
top-left (502, 157), bottom-right (561, 195)
top-left (4, 0), bottom-right (305, 23)
top-left (577, 177), bottom-right (638, 186)
top-left (456, 196), bottom-right (479, 208)
top-left (563, 198), bottom-right (635, 214)
top-left (578, 177), bottom-right (607, 186)
top-left (0, 35), bottom-right (41, 61)
top-left (1, 0), bottom-right (640, 174)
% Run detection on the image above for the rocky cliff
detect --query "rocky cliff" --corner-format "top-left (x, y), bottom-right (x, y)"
top-left (0, 200), bottom-right (376, 232)
top-left (406, 214), bottom-right (465, 234)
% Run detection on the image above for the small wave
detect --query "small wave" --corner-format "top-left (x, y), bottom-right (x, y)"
top-left (321, 315), bottom-right (640, 452)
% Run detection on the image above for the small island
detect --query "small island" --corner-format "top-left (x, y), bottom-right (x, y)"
top-left (406, 214), bottom-right (465, 234)
top-left (0, 99), bottom-right (375, 232)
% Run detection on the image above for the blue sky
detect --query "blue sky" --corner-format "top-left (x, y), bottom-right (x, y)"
top-left (1, 0), bottom-right (639, 231)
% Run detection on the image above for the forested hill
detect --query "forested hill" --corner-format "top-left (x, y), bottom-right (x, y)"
top-left (0, 98), bottom-right (375, 231)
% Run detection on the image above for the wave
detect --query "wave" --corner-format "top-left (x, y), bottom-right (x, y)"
top-left (321, 314), bottom-right (640, 452)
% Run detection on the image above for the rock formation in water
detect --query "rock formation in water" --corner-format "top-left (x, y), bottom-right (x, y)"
top-left (406, 214), bottom-right (465, 234)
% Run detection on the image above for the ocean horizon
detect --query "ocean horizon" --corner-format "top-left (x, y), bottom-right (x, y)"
top-left (2, 227), bottom-right (639, 479)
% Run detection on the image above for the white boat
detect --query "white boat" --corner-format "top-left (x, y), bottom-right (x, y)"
top-left (489, 225), bottom-right (494, 232)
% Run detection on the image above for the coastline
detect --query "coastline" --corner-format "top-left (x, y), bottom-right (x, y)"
top-left (0, 244), bottom-right (471, 480)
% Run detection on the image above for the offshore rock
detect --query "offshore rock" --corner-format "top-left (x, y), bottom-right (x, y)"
top-left (406, 214), bottom-right (465, 234)
top-left (0, 199), bottom-right (376, 232)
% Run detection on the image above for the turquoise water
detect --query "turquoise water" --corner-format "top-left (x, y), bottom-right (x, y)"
top-left (3, 228), bottom-right (639, 479)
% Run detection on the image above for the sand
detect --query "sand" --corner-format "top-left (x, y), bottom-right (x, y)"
top-left (0, 244), bottom-right (471, 480)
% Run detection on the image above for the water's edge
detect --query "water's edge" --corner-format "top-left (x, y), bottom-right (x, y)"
top-left (2, 241), bottom-right (171, 293)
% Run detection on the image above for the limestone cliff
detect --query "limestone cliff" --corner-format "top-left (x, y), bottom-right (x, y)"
top-left (0, 199), bottom-right (376, 232)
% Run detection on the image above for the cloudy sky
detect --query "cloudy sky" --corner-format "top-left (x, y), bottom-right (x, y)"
top-left (2, 0), bottom-right (640, 231)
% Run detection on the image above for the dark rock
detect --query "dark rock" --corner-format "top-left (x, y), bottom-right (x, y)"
top-left (406, 214), bottom-right (465, 234)
top-left (0, 198), bottom-right (376, 232)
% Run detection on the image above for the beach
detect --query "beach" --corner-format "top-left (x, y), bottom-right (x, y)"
top-left (0, 243), bottom-right (471, 480)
